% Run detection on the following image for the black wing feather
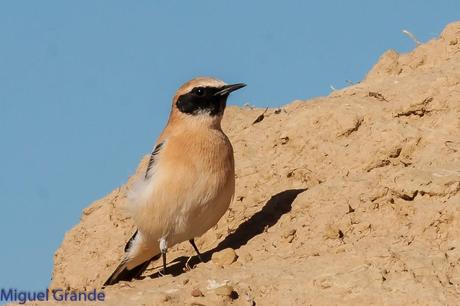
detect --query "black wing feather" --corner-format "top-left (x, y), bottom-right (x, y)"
top-left (124, 230), bottom-right (138, 252)
top-left (145, 142), bottom-right (164, 179)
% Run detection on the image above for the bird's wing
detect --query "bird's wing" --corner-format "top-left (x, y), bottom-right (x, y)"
top-left (124, 230), bottom-right (138, 252)
top-left (104, 142), bottom-right (166, 287)
top-left (145, 141), bottom-right (165, 180)
top-left (104, 142), bottom-right (165, 287)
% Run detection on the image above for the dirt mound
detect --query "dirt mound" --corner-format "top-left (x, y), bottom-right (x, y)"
top-left (33, 21), bottom-right (460, 305)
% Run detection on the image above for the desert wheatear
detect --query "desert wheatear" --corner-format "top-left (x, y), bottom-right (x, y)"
top-left (104, 77), bottom-right (245, 286)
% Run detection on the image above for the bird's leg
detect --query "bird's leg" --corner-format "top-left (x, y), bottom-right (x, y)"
top-left (159, 238), bottom-right (168, 275)
top-left (184, 256), bottom-right (194, 272)
top-left (189, 239), bottom-right (203, 262)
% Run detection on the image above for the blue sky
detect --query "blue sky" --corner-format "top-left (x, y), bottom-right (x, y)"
top-left (0, 1), bottom-right (458, 290)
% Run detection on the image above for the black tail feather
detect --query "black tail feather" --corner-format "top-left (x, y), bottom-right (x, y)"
top-left (103, 230), bottom-right (160, 287)
top-left (103, 258), bottom-right (154, 287)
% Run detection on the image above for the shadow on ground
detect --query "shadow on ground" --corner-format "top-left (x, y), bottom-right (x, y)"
top-left (148, 188), bottom-right (306, 278)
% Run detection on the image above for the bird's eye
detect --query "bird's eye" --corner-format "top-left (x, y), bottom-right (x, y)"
top-left (194, 88), bottom-right (204, 96)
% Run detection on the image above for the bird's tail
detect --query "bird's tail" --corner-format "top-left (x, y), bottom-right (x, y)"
top-left (103, 230), bottom-right (160, 287)
top-left (103, 256), bottom-right (156, 287)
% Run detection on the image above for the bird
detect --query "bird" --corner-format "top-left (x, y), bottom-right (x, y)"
top-left (104, 77), bottom-right (246, 286)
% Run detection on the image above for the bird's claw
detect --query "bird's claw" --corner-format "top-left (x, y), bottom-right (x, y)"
top-left (184, 256), bottom-right (197, 272)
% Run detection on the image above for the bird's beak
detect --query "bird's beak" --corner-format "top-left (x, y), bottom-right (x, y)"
top-left (214, 83), bottom-right (247, 96)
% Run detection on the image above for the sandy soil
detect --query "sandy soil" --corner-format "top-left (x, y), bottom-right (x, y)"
top-left (17, 21), bottom-right (460, 306)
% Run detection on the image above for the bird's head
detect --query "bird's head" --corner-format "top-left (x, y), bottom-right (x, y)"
top-left (170, 77), bottom-right (246, 128)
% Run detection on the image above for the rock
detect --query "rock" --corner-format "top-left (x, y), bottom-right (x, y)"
top-left (211, 248), bottom-right (238, 266)
top-left (214, 285), bottom-right (234, 297)
top-left (324, 225), bottom-right (342, 240)
top-left (441, 21), bottom-right (460, 43)
top-left (191, 288), bottom-right (204, 297)
top-left (46, 20), bottom-right (460, 306)
top-left (365, 49), bottom-right (401, 80)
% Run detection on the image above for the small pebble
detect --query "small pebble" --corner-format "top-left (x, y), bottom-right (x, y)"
top-left (191, 288), bottom-right (204, 297)
top-left (211, 248), bottom-right (238, 266)
top-left (214, 285), bottom-right (234, 297)
top-left (324, 225), bottom-right (341, 239)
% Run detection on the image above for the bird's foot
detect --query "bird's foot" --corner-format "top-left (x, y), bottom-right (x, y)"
top-left (158, 269), bottom-right (167, 277)
top-left (184, 256), bottom-right (198, 272)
